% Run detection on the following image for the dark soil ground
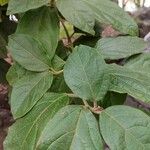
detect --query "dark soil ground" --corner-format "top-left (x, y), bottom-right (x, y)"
top-left (0, 84), bottom-right (13, 150)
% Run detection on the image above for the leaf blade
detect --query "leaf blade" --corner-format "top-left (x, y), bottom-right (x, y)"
top-left (8, 34), bottom-right (51, 72)
top-left (37, 105), bottom-right (103, 150)
top-left (125, 53), bottom-right (150, 74)
top-left (7, 0), bottom-right (49, 14)
top-left (96, 36), bottom-right (147, 60)
top-left (16, 6), bottom-right (59, 60)
top-left (109, 65), bottom-right (150, 104)
top-left (6, 62), bottom-right (32, 86)
top-left (4, 93), bottom-right (69, 150)
top-left (11, 71), bottom-right (53, 118)
top-left (56, 0), bottom-right (138, 35)
top-left (64, 45), bottom-right (109, 101)
top-left (100, 106), bottom-right (150, 150)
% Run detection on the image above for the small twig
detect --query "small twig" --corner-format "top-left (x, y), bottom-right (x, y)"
top-left (66, 93), bottom-right (79, 98)
top-left (90, 106), bottom-right (104, 115)
top-left (70, 32), bottom-right (75, 38)
top-left (93, 101), bottom-right (98, 108)
top-left (83, 100), bottom-right (103, 114)
top-left (50, 68), bottom-right (63, 75)
top-left (83, 100), bottom-right (89, 107)
top-left (60, 19), bottom-right (72, 45)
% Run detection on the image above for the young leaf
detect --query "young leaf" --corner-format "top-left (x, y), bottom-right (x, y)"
top-left (7, 0), bottom-right (49, 14)
top-left (64, 45), bottom-right (110, 101)
top-left (8, 34), bottom-right (51, 72)
top-left (4, 93), bottom-right (69, 150)
top-left (11, 71), bottom-right (53, 119)
top-left (56, 0), bottom-right (138, 36)
top-left (99, 106), bottom-right (150, 150)
top-left (37, 105), bottom-right (103, 150)
top-left (96, 36), bottom-right (147, 60)
top-left (17, 6), bottom-right (59, 60)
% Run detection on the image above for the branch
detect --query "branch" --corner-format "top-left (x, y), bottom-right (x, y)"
top-left (60, 19), bottom-right (72, 46)
top-left (83, 100), bottom-right (103, 114)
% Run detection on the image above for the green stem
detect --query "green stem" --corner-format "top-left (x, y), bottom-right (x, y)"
top-left (66, 93), bottom-right (78, 98)
top-left (93, 101), bottom-right (98, 108)
top-left (83, 100), bottom-right (89, 107)
top-left (50, 68), bottom-right (63, 75)
top-left (60, 19), bottom-right (73, 49)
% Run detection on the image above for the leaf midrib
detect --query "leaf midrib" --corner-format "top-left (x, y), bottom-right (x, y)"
top-left (13, 72), bottom-right (52, 117)
top-left (77, 51), bottom-right (95, 99)
top-left (11, 37), bottom-right (50, 69)
top-left (20, 94), bottom-right (66, 150)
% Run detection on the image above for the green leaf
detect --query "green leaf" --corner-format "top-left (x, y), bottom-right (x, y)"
top-left (125, 53), bottom-right (150, 74)
top-left (56, 0), bottom-right (138, 36)
top-left (37, 105), bottom-right (103, 150)
top-left (6, 63), bottom-right (32, 86)
top-left (0, 0), bottom-right (8, 6)
top-left (4, 93), bottom-right (69, 150)
top-left (8, 34), bottom-right (51, 72)
top-left (100, 106), bottom-right (150, 150)
top-left (64, 45), bottom-right (150, 103)
top-left (64, 45), bottom-right (109, 101)
top-left (57, 0), bottom-right (95, 35)
top-left (109, 65), bottom-right (150, 104)
top-left (11, 71), bottom-right (53, 119)
top-left (17, 6), bottom-right (59, 60)
top-left (6, 56), bottom-right (64, 84)
top-left (7, 0), bottom-right (49, 14)
top-left (96, 36), bottom-right (147, 60)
